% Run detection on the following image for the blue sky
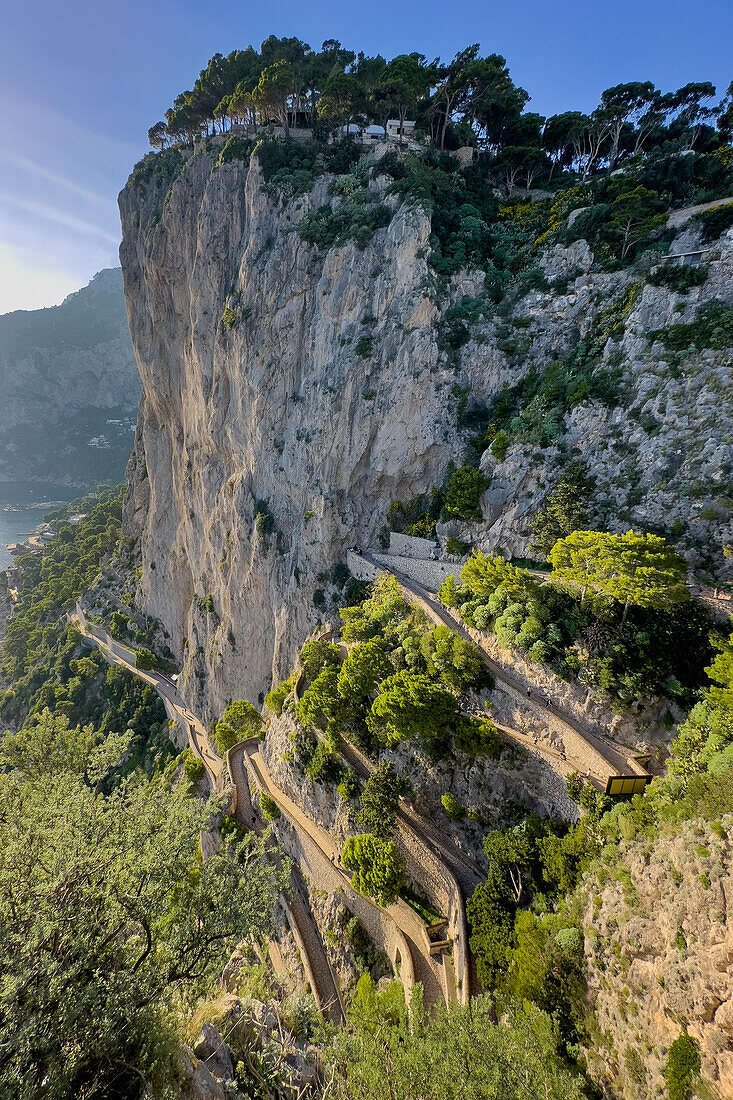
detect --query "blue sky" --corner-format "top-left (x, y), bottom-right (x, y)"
top-left (0, 0), bottom-right (730, 313)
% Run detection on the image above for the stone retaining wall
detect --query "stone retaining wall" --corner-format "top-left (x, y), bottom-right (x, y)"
top-left (346, 550), bottom-right (380, 581)
top-left (389, 532), bottom-right (438, 559)
top-left (371, 552), bottom-right (456, 590)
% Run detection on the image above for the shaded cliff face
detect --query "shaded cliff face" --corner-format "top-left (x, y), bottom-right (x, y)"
top-left (119, 147), bottom-right (458, 714)
top-left (0, 268), bottom-right (139, 486)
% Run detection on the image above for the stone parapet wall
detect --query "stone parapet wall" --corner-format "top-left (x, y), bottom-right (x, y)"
top-left (371, 552), bottom-right (456, 590)
top-left (346, 550), bottom-right (381, 581)
top-left (389, 532), bottom-right (438, 560)
top-left (275, 814), bottom-right (416, 999)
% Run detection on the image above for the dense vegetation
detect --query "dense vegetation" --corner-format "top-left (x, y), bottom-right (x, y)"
top-left (272, 574), bottom-right (495, 768)
top-left (138, 38), bottom-right (733, 291)
top-left (440, 537), bottom-right (716, 707)
top-left (465, 626), bottom-right (733, 1071)
top-left (265, 576), bottom-right (500, 906)
top-left (0, 488), bottom-right (175, 774)
top-left (326, 978), bottom-right (587, 1099)
top-left (147, 38), bottom-right (733, 195)
top-left (0, 491), bottom-right (285, 1098)
top-left (0, 709), bottom-right (283, 1098)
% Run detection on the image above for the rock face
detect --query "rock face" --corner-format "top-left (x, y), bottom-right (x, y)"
top-left (466, 234), bottom-right (733, 574)
top-left (581, 814), bottom-right (733, 1100)
top-left (0, 268), bottom-right (139, 486)
top-left (118, 140), bottom-right (733, 717)
top-left (119, 146), bottom-right (461, 716)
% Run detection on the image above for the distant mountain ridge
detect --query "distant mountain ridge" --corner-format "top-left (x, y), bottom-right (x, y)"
top-left (0, 268), bottom-right (140, 487)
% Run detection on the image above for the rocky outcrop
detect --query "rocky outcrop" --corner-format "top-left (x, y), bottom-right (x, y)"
top-left (119, 143), bottom-right (463, 716)
top-left (0, 268), bottom-right (139, 486)
top-left (118, 139), bottom-right (733, 718)
top-left (580, 814), bottom-right (733, 1100)
top-left (468, 232), bottom-right (733, 574)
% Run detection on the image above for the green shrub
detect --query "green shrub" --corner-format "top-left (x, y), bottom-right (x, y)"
top-left (387, 490), bottom-right (444, 541)
top-left (530, 461), bottom-right (594, 556)
top-left (490, 430), bottom-right (510, 461)
top-left (304, 739), bottom-right (343, 785)
top-left (215, 700), bottom-right (263, 755)
top-left (337, 768), bottom-right (361, 801)
top-left (355, 762), bottom-right (406, 837)
top-left (298, 199), bottom-right (392, 252)
top-left (254, 499), bottom-right (276, 541)
top-left (649, 300), bottom-right (733, 352)
top-left (355, 336), bottom-right (373, 357)
top-left (692, 202), bottom-right (733, 243)
top-left (446, 538), bottom-right (471, 557)
top-left (216, 136), bottom-right (254, 167)
top-left (265, 674), bottom-right (296, 716)
top-left (444, 466), bottom-right (489, 522)
top-left (129, 148), bottom-right (184, 193)
top-left (134, 648), bottom-right (157, 671)
top-left (183, 752), bottom-right (205, 787)
top-left (649, 262), bottom-right (708, 294)
top-left (441, 792), bottom-right (466, 820)
top-left (299, 638), bottom-right (341, 683)
top-left (455, 716), bottom-right (501, 758)
top-left (565, 772), bottom-right (584, 801)
top-left (421, 624), bottom-right (493, 693)
top-left (253, 135), bottom-right (363, 198)
top-left (664, 1031), bottom-right (701, 1100)
top-left (341, 833), bottom-right (406, 906)
top-left (258, 791), bottom-right (280, 821)
top-left (221, 306), bottom-right (237, 328)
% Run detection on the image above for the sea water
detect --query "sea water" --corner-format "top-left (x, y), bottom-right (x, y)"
top-left (0, 483), bottom-right (75, 571)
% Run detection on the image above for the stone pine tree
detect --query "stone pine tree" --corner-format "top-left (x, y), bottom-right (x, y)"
top-left (604, 530), bottom-right (688, 622)
top-left (548, 530), bottom-right (688, 622)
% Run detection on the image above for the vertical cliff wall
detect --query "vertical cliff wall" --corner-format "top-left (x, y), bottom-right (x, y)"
top-left (119, 145), bottom-right (458, 715)
top-left (119, 141), bottom-right (733, 718)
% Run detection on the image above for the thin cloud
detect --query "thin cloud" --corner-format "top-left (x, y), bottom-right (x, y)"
top-left (0, 91), bottom-right (142, 166)
top-left (0, 151), bottom-right (112, 208)
top-left (0, 191), bottom-right (120, 245)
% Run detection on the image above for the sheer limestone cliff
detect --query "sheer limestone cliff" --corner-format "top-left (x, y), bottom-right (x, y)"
top-left (119, 146), bottom-right (459, 714)
top-left (119, 141), bottom-right (733, 718)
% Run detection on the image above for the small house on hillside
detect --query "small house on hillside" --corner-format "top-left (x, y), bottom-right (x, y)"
top-left (338, 120), bottom-right (417, 145)
top-left (386, 119), bottom-right (415, 139)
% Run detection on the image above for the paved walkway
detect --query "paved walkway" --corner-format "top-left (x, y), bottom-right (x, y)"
top-left (226, 742), bottom-right (347, 1025)
top-left (328, 731), bottom-right (477, 1000)
top-left (360, 553), bottom-right (650, 791)
top-left (237, 739), bottom-right (448, 1006)
top-left (71, 604), bottom-right (223, 785)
